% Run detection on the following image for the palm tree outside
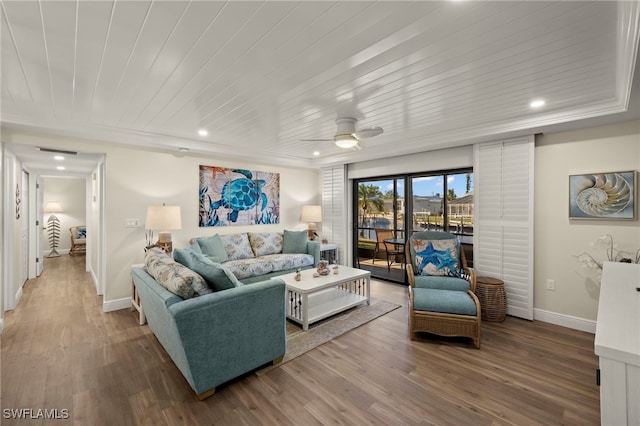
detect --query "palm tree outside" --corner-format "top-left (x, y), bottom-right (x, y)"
top-left (358, 183), bottom-right (384, 231)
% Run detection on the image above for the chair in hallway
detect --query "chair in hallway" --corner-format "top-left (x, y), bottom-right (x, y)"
top-left (69, 226), bottom-right (87, 256)
top-left (406, 231), bottom-right (481, 348)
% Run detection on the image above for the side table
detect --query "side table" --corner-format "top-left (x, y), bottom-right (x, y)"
top-left (475, 276), bottom-right (507, 322)
top-left (131, 264), bottom-right (146, 325)
top-left (320, 243), bottom-right (338, 264)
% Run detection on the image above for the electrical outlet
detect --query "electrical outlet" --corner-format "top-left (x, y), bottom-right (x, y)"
top-left (546, 279), bottom-right (556, 291)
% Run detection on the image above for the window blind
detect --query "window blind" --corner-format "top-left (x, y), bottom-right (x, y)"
top-left (321, 165), bottom-right (347, 264)
top-left (474, 136), bottom-right (534, 320)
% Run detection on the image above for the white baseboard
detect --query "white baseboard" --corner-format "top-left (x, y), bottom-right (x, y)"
top-left (12, 286), bottom-right (23, 311)
top-left (534, 308), bottom-right (596, 334)
top-left (0, 318), bottom-right (4, 334)
top-left (103, 297), bottom-right (131, 312)
top-left (89, 268), bottom-right (102, 295)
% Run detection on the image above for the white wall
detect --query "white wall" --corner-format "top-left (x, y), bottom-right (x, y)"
top-left (0, 141), bottom-right (3, 330)
top-left (534, 120), bottom-right (640, 323)
top-left (42, 177), bottom-right (86, 254)
top-left (2, 149), bottom-right (24, 312)
top-left (348, 145), bottom-right (473, 179)
top-left (90, 162), bottom-right (104, 294)
top-left (2, 131), bottom-right (320, 309)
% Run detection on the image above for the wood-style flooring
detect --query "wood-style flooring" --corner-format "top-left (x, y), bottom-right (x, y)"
top-left (1, 255), bottom-right (600, 425)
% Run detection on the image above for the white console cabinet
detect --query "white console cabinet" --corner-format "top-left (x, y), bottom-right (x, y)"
top-left (594, 262), bottom-right (640, 426)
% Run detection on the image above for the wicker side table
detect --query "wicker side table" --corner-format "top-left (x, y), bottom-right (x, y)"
top-left (475, 276), bottom-right (507, 322)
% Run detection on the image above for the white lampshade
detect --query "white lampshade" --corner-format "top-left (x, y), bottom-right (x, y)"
top-left (44, 202), bottom-right (63, 213)
top-left (300, 205), bottom-right (322, 223)
top-left (146, 205), bottom-right (181, 244)
top-left (334, 134), bottom-right (358, 149)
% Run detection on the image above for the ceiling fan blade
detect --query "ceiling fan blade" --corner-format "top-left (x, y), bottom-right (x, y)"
top-left (354, 126), bottom-right (383, 139)
top-left (300, 138), bottom-right (333, 142)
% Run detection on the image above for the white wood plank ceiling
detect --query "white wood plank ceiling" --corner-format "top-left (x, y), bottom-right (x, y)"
top-left (1, 1), bottom-right (639, 169)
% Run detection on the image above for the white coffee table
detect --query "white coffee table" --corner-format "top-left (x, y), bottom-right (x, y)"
top-left (279, 265), bottom-right (371, 331)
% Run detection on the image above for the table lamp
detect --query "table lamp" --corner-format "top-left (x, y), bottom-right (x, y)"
top-left (44, 202), bottom-right (63, 257)
top-left (301, 205), bottom-right (322, 240)
top-left (145, 205), bottom-right (182, 251)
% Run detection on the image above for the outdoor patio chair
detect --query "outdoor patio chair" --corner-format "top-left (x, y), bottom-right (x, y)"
top-left (375, 228), bottom-right (404, 271)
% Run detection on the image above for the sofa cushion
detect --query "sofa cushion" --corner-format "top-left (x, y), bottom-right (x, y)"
top-left (261, 253), bottom-right (314, 272)
top-left (283, 230), bottom-right (308, 254)
top-left (196, 234), bottom-right (228, 263)
top-left (183, 251), bottom-right (241, 292)
top-left (248, 232), bottom-right (283, 256)
top-left (144, 247), bottom-right (209, 298)
top-left (413, 275), bottom-right (471, 292)
top-left (413, 288), bottom-right (477, 316)
top-left (173, 242), bottom-right (203, 265)
top-left (223, 258), bottom-right (274, 280)
top-left (220, 233), bottom-right (254, 260)
top-left (412, 238), bottom-right (460, 276)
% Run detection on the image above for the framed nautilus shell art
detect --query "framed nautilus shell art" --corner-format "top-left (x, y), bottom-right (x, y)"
top-left (569, 171), bottom-right (637, 219)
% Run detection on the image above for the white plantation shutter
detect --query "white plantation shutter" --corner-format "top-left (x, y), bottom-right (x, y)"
top-left (474, 136), bottom-right (534, 320)
top-left (321, 165), bottom-right (347, 264)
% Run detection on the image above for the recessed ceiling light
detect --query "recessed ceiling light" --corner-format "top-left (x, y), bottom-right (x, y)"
top-left (56, 166), bottom-right (65, 171)
top-left (198, 129), bottom-right (208, 137)
top-left (54, 155), bottom-right (64, 161)
top-left (178, 147), bottom-right (190, 152)
top-left (313, 151), bottom-right (320, 156)
top-left (530, 99), bottom-right (545, 108)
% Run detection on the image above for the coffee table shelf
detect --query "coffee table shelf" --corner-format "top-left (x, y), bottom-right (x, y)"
top-left (280, 266), bottom-right (371, 331)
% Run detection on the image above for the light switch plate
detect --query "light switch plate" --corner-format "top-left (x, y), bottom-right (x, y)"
top-left (125, 218), bottom-right (140, 228)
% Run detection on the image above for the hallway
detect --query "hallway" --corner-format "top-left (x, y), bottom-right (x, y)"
top-left (0, 255), bottom-right (157, 424)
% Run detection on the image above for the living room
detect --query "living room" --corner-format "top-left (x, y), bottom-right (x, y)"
top-left (1, 1), bottom-right (639, 424)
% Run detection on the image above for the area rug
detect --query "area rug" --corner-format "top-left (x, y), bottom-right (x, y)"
top-left (256, 298), bottom-right (401, 375)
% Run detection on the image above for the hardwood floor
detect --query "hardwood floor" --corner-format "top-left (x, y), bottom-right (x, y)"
top-left (1, 256), bottom-right (600, 425)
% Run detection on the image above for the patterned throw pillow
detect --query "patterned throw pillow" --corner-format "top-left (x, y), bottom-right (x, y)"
top-left (219, 233), bottom-right (255, 260)
top-left (144, 247), bottom-right (210, 298)
top-left (77, 227), bottom-right (86, 239)
top-left (248, 232), bottom-right (283, 256)
top-left (412, 239), bottom-right (460, 277)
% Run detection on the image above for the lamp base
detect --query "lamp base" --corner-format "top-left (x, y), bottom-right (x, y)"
top-left (46, 248), bottom-right (61, 258)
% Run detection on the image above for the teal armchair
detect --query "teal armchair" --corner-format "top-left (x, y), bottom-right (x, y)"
top-left (406, 231), bottom-right (481, 348)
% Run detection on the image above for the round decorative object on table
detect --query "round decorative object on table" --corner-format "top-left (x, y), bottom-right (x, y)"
top-left (475, 276), bottom-right (507, 322)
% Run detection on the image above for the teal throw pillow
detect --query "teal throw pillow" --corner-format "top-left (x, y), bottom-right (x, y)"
top-left (196, 234), bottom-right (228, 263)
top-left (186, 251), bottom-right (240, 292)
top-left (173, 242), bottom-right (202, 268)
top-left (283, 230), bottom-right (308, 254)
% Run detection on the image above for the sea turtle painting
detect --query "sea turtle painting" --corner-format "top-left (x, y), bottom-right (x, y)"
top-left (211, 169), bottom-right (268, 223)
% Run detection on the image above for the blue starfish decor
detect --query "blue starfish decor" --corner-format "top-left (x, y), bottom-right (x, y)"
top-left (414, 240), bottom-right (460, 277)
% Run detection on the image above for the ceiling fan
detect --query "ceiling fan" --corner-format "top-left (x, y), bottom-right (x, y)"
top-left (302, 117), bottom-right (383, 149)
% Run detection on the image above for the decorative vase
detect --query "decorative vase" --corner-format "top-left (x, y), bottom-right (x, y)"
top-left (317, 260), bottom-right (330, 276)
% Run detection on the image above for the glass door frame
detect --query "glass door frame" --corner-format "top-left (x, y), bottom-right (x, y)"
top-left (352, 167), bottom-right (474, 284)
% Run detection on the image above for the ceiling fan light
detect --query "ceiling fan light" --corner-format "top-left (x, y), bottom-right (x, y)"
top-left (335, 134), bottom-right (358, 148)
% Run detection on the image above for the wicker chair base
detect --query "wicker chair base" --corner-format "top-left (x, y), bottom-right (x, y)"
top-left (408, 289), bottom-right (481, 349)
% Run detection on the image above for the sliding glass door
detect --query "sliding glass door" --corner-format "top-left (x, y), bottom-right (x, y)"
top-left (355, 177), bottom-right (407, 283)
top-left (354, 169), bottom-right (473, 283)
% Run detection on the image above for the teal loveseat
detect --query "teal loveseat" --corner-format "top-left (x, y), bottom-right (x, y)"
top-left (131, 265), bottom-right (286, 399)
